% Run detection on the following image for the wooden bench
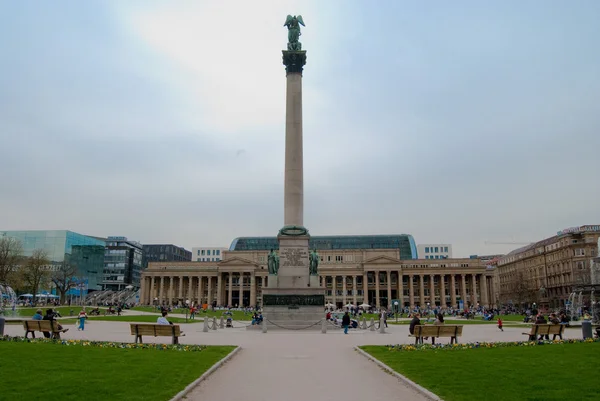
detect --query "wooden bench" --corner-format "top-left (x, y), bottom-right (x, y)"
top-left (130, 324), bottom-right (182, 345)
top-left (23, 320), bottom-right (62, 339)
top-left (412, 325), bottom-right (463, 345)
top-left (522, 324), bottom-right (564, 341)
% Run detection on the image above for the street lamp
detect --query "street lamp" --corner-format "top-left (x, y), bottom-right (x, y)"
top-left (185, 299), bottom-right (190, 323)
top-left (394, 301), bottom-right (399, 323)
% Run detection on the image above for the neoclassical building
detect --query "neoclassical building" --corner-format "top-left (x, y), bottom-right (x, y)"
top-left (140, 237), bottom-right (495, 309)
top-left (496, 226), bottom-right (600, 308)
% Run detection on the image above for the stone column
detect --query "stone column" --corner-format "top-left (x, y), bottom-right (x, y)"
top-left (331, 276), bottom-right (337, 305)
top-left (139, 277), bottom-right (146, 304)
top-left (408, 274), bottom-right (414, 308)
top-left (461, 274), bottom-right (467, 307)
top-left (450, 274), bottom-right (457, 307)
top-left (216, 273), bottom-right (222, 306)
top-left (207, 276), bottom-right (213, 306)
top-left (282, 51), bottom-right (307, 227)
top-left (375, 271), bottom-right (380, 308)
top-left (168, 277), bottom-right (174, 306)
top-left (481, 274), bottom-right (489, 307)
top-left (150, 276), bottom-right (156, 304)
top-left (363, 272), bottom-right (368, 304)
top-left (419, 275), bottom-right (425, 307)
top-left (228, 273), bottom-right (233, 307)
top-left (440, 274), bottom-right (446, 307)
top-left (188, 276), bottom-right (194, 303)
top-left (159, 276), bottom-right (164, 305)
top-left (471, 274), bottom-right (478, 306)
top-left (250, 272), bottom-right (256, 307)
top-left (352, 275), bottom-right (357, 305)
top-left (429, 274), bottom-right (435, 306)
top-left (178, 275), bottom-right (183, 300)
top-left (397, 271), bottom-right (403, 306)
top-left (342, 275), bottom-right (347, 305)
top-left (198, 276), bottom-right (204, 305)
top-left (386, 271), bottom-right (392, 309)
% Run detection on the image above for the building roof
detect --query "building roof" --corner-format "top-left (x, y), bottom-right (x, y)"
top-left (229, 234), bottom-right (418, 259)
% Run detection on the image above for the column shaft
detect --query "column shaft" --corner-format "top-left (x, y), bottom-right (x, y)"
top-left (386, 270), bottom-right (392, 309)
top-left (461, 274), bottom-right (467, 307)
top-left (363, 272), bottom-right (368, 305)
top-left (198, 276), bottom-right (204, 305)
top-left (409, 275), bottom-right (414, 308)
top-left (159, 276), bottom-right (164, 305)
top-left (188, 276), bottom-right (194, 302)
top-left (429, 274), bottom-right (435, 306)
top-left (471, 274), bottom-right (478, 306)
top-left (375, 271), bottom-right (380, 308)
top-left (331, 276), bottom-right (337, 306)
top-left (451, 274), bottom-right (457, 307)
top-left (216, 273), bottom-right (222, 306)
top-left (178, 276), bottom-right (183, 300)
top-left (352, 275), bottom-right (357, 305)
top-left (284, 72), bottom-right (304, 226)
top-left (207, 277), bottom-right (213, 306)
top-left (440, 274), bottom-right (446, 307)
top-left (250, 272), bottom-right (256, 307)
top-left (228, 273), bottom-right (233, 307)
top-left (342, 275), bottom-right (347, 306)
top-left (419, 275), bottom-right (425, 307)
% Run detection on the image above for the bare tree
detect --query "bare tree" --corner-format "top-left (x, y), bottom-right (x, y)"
top-left (511, 270), bottom-right (536, 308)
top-left (51, 260), bottom-right (78, 303)
top-left (0, 236), bottom-right (23, 285)
top-left (20, 249), bottom-right (51, 303)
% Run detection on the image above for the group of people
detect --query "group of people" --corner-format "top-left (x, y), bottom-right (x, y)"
top-left (408, 313), bottom-right (446, 343)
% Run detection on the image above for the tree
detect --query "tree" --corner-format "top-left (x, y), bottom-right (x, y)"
top-left (0, 236), bottom-right (23, 286)
top-left (21, 249), bottom-right (50, 303)
top-left (51, 260), bottom-right (78, 303)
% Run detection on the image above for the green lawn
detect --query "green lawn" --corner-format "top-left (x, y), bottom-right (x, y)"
top-left (14, 306), bottom-right (107, 317)
top-left (361, 342), bottom-right (600, 401)
top-left (0, 341), bottom-right (235, 401)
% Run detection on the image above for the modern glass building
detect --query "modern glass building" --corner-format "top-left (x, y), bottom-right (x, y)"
top-left (143, 244), bottom-right (192, 263)
top-left (103, 236), bottom-right (145, 291)
top-left (0, 230), bottom-right (106, 291)
top-left (229, 234), bottom-right (418, 259)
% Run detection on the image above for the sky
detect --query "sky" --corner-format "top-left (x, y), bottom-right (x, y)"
top-left (1, 1), bottom-right (599, 257)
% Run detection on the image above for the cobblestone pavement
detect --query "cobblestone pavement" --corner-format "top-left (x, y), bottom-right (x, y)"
top-left (3, 322), bottom-right (585, 401)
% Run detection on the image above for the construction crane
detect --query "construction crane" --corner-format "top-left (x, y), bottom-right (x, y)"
top-left (484, 241), bottom-right (533, 246)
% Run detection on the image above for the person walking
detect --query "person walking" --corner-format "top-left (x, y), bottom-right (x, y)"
top-left (342, 311), bottom-right (351, 334)
top-left (78, 309), bottom-right (88, 331)
top-left (497, 317), bottom-right (504, 332)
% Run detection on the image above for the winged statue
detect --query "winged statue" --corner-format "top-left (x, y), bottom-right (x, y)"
top-left (284, 15), bottom-right (305, 51)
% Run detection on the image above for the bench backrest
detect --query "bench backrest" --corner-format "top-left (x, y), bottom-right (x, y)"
top-left (528, 324), bottom-right (556, 335)
top-left (130, 324), bottom-right (181, 337)
top-left (23, 320), bottom-right (58, 332)
top-left (414, 325), bottom-right (463, 337)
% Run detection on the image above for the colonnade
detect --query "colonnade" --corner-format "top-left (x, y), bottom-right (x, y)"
top-left (140, 271), bottom-right (494, 309)
top-left (322, 272), bottom-right (493, 309)
top-left (139, 271), bottom-right (262, 307)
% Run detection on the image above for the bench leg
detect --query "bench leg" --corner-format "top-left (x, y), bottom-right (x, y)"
top-left (414, 336), bottom-right (419, 345)
top-left (136, 335), bottom-right (142, 344)
top-left (450, 337), bottom-right (455, 345)
top-left (53, 332), bottom-right (61, 340)
top-left (172, 336), bottom-right (178, 345)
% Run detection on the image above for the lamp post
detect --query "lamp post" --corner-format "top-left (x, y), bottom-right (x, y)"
top-left (185, 299), bottom-right (190, 323)
top-left (394, 301), bottom-right (399, 323)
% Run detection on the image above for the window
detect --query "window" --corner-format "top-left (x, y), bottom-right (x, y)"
top-left (575, 249), bottom-right (585, 256)
top-left (201, 250), bottom-right (205, 255)
top-left (197, 258), bottom-right (201, 261)
top-left (335, 255), bottom-right (343, 262)
top-left (435, 247), bottom-right (439, 253)
top-left (197, 250), bottom-right (200, 256)
top-left (444, 247), bottom-right (448, 253)
top-left (425, 247), bottom-right (429, 253)
top-left (216, 258), bottom-right (220, 261)
top-left (216, 250), bottom-right (220, 255)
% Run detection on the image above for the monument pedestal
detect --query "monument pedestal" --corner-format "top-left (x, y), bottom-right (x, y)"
top-left (257, 287), bottom-right (325, 330)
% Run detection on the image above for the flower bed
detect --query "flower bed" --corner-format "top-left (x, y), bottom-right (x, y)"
top-left (0, 335), bottom-right (207, 352)
top-left (381, 337), bottom-right (599, 352)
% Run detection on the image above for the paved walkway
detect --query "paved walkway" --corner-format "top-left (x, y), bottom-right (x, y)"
top-left (3, 321), bottom-right (585, 401)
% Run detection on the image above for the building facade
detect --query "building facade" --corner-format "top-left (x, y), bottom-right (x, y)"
top-left (0, 230), bottom-right (106, 291)
top-left (417, 244), bottom-right (452, 259)
top-left (140, 248), bottom-right (493, 309)
top-left (191, 247), bottom-right (227, 262)
top-left (103, 236), bottom-right (144, 291)
top-left (496, 225), bottom-right (600, 308)
top-left (143, 244), bottom-right (191, 263)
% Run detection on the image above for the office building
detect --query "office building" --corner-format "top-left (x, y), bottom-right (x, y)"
top-left (143, 244), bottom-right (191, 263)
top-left (191, 247), bottom-right (228, 262)
top-left (418, 244), bottom-right (452, 259)
top-left (103, 236), bottom-right (145, 291)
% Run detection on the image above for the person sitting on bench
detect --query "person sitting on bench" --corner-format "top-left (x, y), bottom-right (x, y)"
top-left (157, 311), bottom-right (184, 335)
top-left (42, 309), bottom-right (69, 338)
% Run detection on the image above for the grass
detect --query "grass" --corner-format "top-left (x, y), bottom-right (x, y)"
top-left (13, 306), bottom-right (106, 317)
top-left (361, 342), bottom-right (600, 401)
top-left (0, 341), bottom-right (235, 401)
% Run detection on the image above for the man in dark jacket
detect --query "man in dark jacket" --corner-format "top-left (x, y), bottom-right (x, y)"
top-left (42, 309), bottom-right (68, 338)
top-left (409, 313), bottom-right (421, 335)
top-left (342, 312), bottom-right (351, 334)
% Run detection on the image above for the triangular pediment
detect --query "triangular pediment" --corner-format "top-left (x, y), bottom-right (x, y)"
top-left (218, 256), bottom-right (259, 267)
top-left (362, 255), bottom-right (403, 264)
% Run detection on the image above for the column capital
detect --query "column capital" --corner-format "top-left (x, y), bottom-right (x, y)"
top-left (282, 50), bottom-right (307, 74)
